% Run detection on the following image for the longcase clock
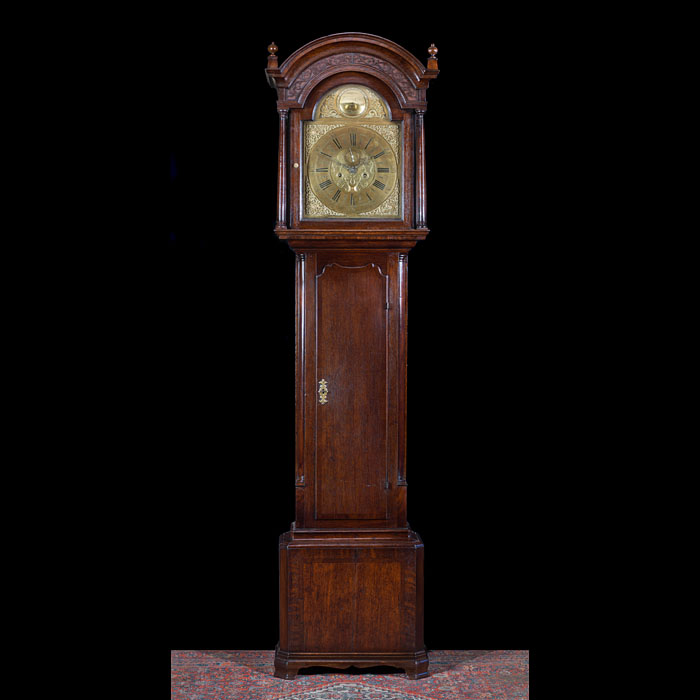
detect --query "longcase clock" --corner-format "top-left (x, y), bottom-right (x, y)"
top-left (265, 33), bottom-right (439, 680)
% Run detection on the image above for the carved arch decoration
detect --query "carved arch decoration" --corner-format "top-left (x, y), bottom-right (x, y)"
top-left (266, 33), bottom-right (439, 111)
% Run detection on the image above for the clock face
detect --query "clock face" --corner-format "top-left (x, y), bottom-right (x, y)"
top-left (306, 125), bottom-right (399, 217)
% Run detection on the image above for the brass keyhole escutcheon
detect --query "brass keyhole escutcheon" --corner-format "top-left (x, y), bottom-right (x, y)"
top-left (318, 379), bottom-right (329, 404)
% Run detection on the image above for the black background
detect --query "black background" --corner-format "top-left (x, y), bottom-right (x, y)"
top-left (161, 14), bottom-right (598, 657)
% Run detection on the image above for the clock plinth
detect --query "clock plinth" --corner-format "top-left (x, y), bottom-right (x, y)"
top-left (275, 528), bottom-right (427, 679)
top-left (267, 33), bottom-right (438, 679)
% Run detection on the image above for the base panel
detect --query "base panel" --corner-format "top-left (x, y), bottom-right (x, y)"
top-left (276, 530), bottom-right (427, 679)
top-left (274, 645), bottom-right (429, 680)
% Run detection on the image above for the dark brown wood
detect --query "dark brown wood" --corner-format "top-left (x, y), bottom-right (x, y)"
top-left (266, 33), bottom-right (438, 111)
top-left (415, 109), bottom-right (427, 228)
top-left (275, 530), bottom-right (428, 679)
top-left (288, 249), bottom-right (416, 531)
top-left (267, 33), bottom-right (438, 680)
top-left (276, 109), bottom-right (288, 229)
top-left (427, 43), bottom-right (438, 72)
top-left (267, 42), bottom-right (279, 70)
top-left (315, 261), bottom-right (388, 520)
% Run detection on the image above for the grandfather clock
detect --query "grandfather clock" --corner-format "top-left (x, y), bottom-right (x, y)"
top-left (266, 33), bottom-right (439, 680)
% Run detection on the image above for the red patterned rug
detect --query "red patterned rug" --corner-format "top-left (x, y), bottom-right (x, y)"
top-left (171, 649), bottom-right (528, 699)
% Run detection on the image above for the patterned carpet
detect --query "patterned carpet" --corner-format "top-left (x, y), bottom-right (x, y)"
top-left (171, 649), bottom-right (529, 699)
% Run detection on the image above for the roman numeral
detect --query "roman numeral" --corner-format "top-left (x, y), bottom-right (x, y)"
top-left (315, 167), bottom-right (329, 172)
top-left (372, 150), bottom-right (386, 159)
top-left (364, 137), bottom-right (374, 150)
top-left (350, 131), bottom-right (356, 146)
top-left (372, 180), bottom-right (386, 190)
top-left (332, 137), bottom-right (342, 149)
top-left (319, 179), bottom-right (332, 189)
top-left (366, 192), bottom-right (373, 201)
top-left (377, 167), bottom-right (390, 172)
top-left (350, 194), bottom-right (355, 205)
top-left (332, 189), bottom-right (341, 202)
top-left (320, 151), bottom-right (334, 159)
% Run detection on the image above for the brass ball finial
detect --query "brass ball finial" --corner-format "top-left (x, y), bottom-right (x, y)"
top-left (268, 42), bottom-right (278, 56)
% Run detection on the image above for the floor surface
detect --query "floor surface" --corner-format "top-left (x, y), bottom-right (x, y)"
top-left (171, 649), bottom-right (529, 699)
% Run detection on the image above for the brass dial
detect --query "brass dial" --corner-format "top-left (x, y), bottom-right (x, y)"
top-left (306, 125), bottom-right (398, 217)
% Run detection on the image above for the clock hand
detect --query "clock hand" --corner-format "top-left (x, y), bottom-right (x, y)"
top-left (334, 161), bottom-right (359, 175)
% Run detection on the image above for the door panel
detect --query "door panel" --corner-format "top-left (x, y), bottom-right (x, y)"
top-left (315, 262), bottom-right (389, 521)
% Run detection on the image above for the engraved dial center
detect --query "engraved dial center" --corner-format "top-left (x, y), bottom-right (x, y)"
top-left (331, 147), bottom-right (375, 192)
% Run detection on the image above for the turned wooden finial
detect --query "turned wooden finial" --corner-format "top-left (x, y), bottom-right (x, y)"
top-left (267, 42), bottom-right (279, 69)
top-left (427, 43), bottom-right (438, 70)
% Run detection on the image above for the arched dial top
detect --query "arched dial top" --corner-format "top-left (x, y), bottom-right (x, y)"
top-left (306, 125), bottom-right (399, 217)
top-left (266, 32), bottom-right (439, 111)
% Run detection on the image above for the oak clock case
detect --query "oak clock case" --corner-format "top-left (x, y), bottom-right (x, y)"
top-left (266, 34), bottom-right (439, 681)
